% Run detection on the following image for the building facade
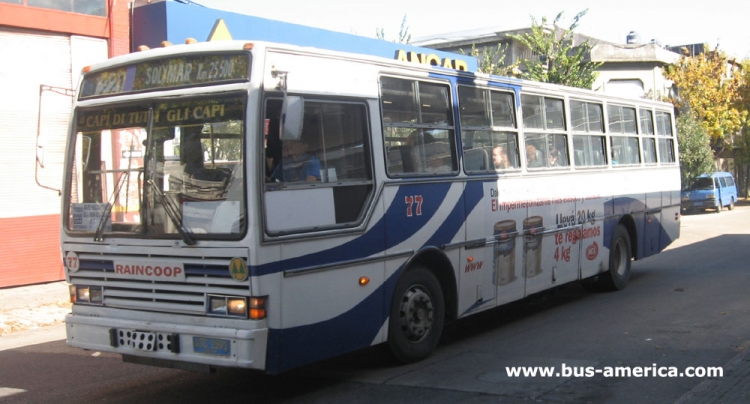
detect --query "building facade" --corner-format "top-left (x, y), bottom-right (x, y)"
top-left (412, 27), bottom-right (680, 100)
top-left (0, 0), bottom-right (130, 287)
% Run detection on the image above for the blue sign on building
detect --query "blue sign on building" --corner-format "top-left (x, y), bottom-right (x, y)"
top-left (132, 1), bottom-right (478, 72)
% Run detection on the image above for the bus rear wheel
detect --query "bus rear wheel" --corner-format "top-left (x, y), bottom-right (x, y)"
top-left (729, 199), bottom-right (735, 210)
top-left (596, 224), bottom-right (632, 291)
top-left (388, 267), bottom-right (445, 363)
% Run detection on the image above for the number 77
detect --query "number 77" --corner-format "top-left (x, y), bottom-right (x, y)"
top-left (405, 195), bottom-right (423, 217)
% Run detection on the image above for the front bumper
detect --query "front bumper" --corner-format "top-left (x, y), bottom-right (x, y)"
top-left (681, 200), bottom-right (716, 210)
top-left (66, 307), bottom-right (268, 371)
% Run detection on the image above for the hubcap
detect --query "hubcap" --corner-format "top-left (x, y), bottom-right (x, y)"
top-left (399, 286), bottom-right (434, 343)
top-left (613, 239), bottom-right (627, 276)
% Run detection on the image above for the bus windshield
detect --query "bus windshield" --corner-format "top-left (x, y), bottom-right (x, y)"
top-left (65, 94), bottom-right (246, 241)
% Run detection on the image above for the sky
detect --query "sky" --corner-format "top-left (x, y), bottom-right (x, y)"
top-left (196, 0), bottom-right (750, 59)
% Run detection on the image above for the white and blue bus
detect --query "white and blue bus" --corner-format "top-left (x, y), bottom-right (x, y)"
top-left (62, 40), bottom-right (680, 374)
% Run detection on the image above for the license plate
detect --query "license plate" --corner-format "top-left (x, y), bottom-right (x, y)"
top-left (131, 331), bottom-right (156, 351)
top-left (193, 336), bottom-right (230, 356)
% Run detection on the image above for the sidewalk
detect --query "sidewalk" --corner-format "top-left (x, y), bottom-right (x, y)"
top-left (0, 281), bottom-right (70, 351)
top-left (675, 347), bottom-right (750, 404)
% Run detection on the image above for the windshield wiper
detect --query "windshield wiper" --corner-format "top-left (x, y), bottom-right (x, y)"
top-left (93, 171), bottom-right (129, 242)
top-left (147, 180), bottom-right (195, 246)
top-left (94, 138), bottom-right (140, 242)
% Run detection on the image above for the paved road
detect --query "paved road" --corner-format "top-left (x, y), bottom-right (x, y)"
top-left (1, 204), bottom-right (749, 403)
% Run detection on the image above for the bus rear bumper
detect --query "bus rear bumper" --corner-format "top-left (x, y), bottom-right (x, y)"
top-left (65, 313), bottom-right (268, 372)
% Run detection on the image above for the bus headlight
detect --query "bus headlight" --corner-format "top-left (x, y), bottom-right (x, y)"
top-left (208, 295), bottom-right (228, 314)
top-left (706, 194), bottom-right (716, 199)
top-left (227, 298), bottom-right (247, 316)
top-left (207, 295), bottom-right (252, 319)
top-left (71, 285), bottom-right (103, 305)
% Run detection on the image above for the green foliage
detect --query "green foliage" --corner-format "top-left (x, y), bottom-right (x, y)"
top-left (200, 122), bottom-right (243, 164)
top-left (732, 60), bottom-right (750, 169)
top-left (459, 43), bottom-right (520, 77)
top-left (664, 46), bottom-right (745, 140)
top-left (677, 113), bottom-right (715, 188)
top-left (376, 14), bottom-right (411, 44)
top-left (734, 130), bottom-right (750, 166)
top-left (507, 10), bottom-right (601, 89)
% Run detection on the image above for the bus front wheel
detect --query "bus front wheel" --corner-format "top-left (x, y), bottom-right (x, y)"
top-left (388, 267), bottom-right (445, 363)
top-left (597, 224), bottom-right (632, 291)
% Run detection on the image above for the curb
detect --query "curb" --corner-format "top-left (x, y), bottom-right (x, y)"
top-left (0, 323), bottom-right (66, 352)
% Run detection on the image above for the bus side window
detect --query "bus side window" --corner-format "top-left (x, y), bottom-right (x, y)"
top-left (263, 99), bottom-right (374, 233)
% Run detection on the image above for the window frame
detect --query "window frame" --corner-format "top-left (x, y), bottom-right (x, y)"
top-left (607, 104), bottom-right (641, 167)
top-left (262, 95), bottom-right (376, 236)
top-left (520, 93), bottom-right (570, 171)
top-left (570, 99), bottom-right (606, 168)
top-left (458, 85), bottom-right (521, 174)
top-left (655, 110), bottom-right (676, 164)
top-left (380, 75), bottom-right (458, 178)
top-left (639, 108), bottom-right (658, 165)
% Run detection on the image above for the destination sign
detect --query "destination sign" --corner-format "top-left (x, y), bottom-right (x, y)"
top-left (79, 53), bottom-right (250, 99)
top-left (75, 96), bottom-right (245, 132)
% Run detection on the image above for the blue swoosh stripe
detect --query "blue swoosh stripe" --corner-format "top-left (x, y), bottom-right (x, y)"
top-left (424, 181), bottom-right (484, 247)
top-left (254, 183), bottom-right (453, 276)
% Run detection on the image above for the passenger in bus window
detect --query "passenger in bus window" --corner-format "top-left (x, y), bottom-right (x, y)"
top-left (547, 149), bottom-right (560, 167)
top-left (269, 138), bottom-right (321, 182)
top-left (493, 146), bottom-right (510, 170)
top-left (526, 144), bottom-right (543, 168)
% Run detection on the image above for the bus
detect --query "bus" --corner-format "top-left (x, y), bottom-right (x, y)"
top-left (62, 40), bottom-right (680, 375)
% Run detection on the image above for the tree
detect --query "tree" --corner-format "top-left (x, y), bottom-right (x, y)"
top-left (664, 46), bottom-right (746, 141)
top-left (733, 129), bottom-right (750, 196)
top-left (677, 113), bottom-right (715, 188)
top-left (730, 59), bottom-right (750, 196)
top-left (459, 43), bottom-right (520, 77)
top-left (506, 10), bottom-right (601, 89)
top-left (376, 14), bottom-right (411, 44)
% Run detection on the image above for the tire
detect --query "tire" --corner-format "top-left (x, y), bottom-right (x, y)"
top-left (729, 199), bottom-right (735, 210)
top-left (596, 224), bottom-right (632, 291)
top-left (388, 267), bottom-right (445, 363)
top-left (716, 201), bottom-right (722, 213)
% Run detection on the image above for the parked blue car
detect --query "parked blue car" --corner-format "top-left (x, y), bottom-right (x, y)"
top-left (681, 172), bottom-right (738, 213)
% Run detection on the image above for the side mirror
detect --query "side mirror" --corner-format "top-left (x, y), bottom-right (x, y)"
top-left (280, 96), bottom-right (304, 141)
